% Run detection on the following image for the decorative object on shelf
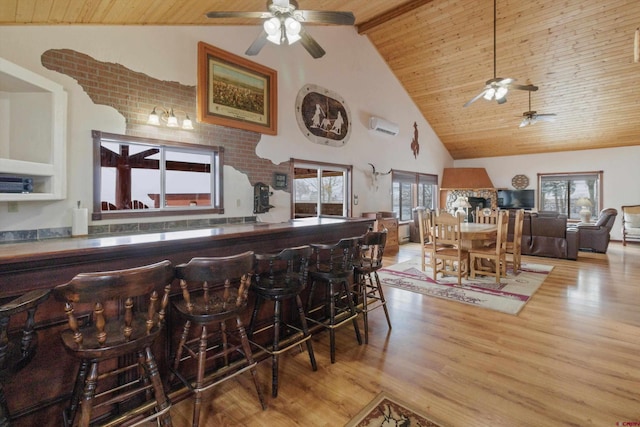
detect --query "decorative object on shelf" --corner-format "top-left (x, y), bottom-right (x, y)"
top-left (453, 196), bottom-right (471, 221)
top-left (511, 174), bottom-right (529, 190)
top-left (576, 197), bottom-right (593, 223)
top-left (295, 84), bottom-right (351, 146)
top-left (410, 121), bottom-right (419, 158)
top-left (147, 106), bottom-right (193, 130)
top-left (205, 0), bottom-right (355, 59)
top-left (0, 176), bottom-right (33, 193)
top-left (273, 173), bottom-right (287, 189)
top-left (197, 42), bottom-right (277, 135)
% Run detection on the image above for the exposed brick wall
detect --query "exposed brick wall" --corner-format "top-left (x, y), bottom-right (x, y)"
top-left (41, 49), bottom-right (289, 190)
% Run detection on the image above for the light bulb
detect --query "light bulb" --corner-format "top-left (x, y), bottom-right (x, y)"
top-left (495, 86), bottom-right (508, 100)
top-left (147, 108), bottom-right (160, 125)
top-left (284, 17), bottom-right (302, 45)
top-left (182, 115), bottom-right (194, 130)
top-left (285, 17), bottom-right (301, 35)
top-left (483, 88), bottom-right (495, 101)
top-left (166, 109), bottom-right (178, 127)
top-left (264, 17), bottom-right (281, 45)
top-left (264, 17), bottom-right (280, 35)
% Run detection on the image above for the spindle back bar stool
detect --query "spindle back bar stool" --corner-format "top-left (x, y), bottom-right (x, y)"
top-left (53, 260), bottom-right (174, 427)
top-left (169, 252), bottom-right (266, 427)
top-left (249, 246), bottom-right (317, 397)
top-left (306, 236), bottom-right (363, 363)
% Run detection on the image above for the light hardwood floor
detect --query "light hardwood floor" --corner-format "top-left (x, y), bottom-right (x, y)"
top-left (168, 241), bottom-right (640, 426)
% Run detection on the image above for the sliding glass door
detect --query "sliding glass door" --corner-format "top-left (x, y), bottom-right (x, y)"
top-left (292, 160), bottom-right (351, 219)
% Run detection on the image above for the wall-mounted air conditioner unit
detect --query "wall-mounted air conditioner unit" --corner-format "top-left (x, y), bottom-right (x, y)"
top-left (368, 116), bottom-right (399, 136)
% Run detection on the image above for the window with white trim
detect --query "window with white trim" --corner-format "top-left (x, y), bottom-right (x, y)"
top-left (392, 170), bottom-right (438, 221)
top-left (538, 171), bottom-right (602, 220)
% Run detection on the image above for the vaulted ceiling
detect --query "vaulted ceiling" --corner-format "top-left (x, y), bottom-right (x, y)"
top-left (2, 0), bottom-right (639, 159)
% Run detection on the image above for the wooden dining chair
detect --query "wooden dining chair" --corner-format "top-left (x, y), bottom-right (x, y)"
top-left (475, 206), bottom-right (499, 224)
top-left (432, 212), bottom-right (469, 285)
top-left (506, 209), bottom-right (525, 274)
top-left (416, 207), bottom-right (436, 272)
top-left (469, 210), bottom-right (509, 283)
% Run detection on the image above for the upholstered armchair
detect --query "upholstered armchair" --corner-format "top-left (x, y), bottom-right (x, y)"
top-left (577, 208), bottom-right (618, 253)
top-left (621, 205), bottom-right (640, 246)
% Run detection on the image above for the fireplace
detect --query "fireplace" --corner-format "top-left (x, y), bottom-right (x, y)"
top-left (467, 196), bottom-right (490, 222)
top-left (439, 168), bottom-right (497, 217)
top-left (445, 189), bottom-right (497, 217)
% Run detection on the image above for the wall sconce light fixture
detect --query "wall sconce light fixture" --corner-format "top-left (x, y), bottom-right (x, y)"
top-left (148, 107), bottom-right (194, 130)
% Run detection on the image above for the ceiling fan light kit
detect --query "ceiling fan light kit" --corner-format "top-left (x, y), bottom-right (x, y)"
top-left (264, 16), bottom-right (301, 45)
top-left (464, 0), bottom-right (538, 108)
top-left (206, 0), bottom-right (355, 59)
top-left (519, 91), bottom-right (556, 128)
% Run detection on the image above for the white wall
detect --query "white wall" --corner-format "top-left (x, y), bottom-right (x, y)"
top-left (0, 25), bottom-right (635, 241)
top-left (454, 145), bottom-right (640, 241)
top-left (0, 25), bottom-right (452, 232)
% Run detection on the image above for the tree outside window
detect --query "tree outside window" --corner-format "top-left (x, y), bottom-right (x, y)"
top-left (392, 170), bottom-right (438, 221)
top-left (538, 171), bottom-right (602, 220)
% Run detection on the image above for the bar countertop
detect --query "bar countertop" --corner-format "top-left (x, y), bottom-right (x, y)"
top-left (0, 215), bottom-right (375, 426)
top-left (0, 217), bottom-right (374, 268)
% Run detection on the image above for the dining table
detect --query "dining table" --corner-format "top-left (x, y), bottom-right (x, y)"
top-left (459, 222), bottom-right (498, 250)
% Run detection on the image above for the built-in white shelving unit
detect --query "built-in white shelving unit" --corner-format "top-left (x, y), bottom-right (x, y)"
top-left (0, 57), bottom-right (67, 201)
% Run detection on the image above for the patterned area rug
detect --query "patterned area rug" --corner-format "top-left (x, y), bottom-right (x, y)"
top-left (345, 391), bottom-right (444, 427)
top-left (377, 258), bottom-right (553, 315)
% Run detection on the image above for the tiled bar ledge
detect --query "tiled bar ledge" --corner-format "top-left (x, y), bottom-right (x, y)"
top-left (0, 216), bottom-right (257, 243)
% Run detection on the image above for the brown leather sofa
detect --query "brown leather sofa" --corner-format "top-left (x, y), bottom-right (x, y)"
top-left (508, 211), bottom-right (579, 260)
top-left (576, 208), bottom-right (617, 253)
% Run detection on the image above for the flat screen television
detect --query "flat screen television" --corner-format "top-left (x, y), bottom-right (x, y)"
top-left (497, 189), bottom-right (535, 210)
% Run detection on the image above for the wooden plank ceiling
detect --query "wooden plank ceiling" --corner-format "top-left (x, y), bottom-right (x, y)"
top-left (2, 0), bottom-right (639, 160)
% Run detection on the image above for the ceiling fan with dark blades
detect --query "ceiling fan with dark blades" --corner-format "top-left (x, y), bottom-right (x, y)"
top-left (206, 0), bottom-right (355, 59)
top-left (464, 0), bottom-right (537, 107)
top-left (519, 91), bottom-right (556, 127)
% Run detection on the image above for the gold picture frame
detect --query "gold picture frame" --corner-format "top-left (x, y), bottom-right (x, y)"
top-left (197, 41), bottom-right (277, 135)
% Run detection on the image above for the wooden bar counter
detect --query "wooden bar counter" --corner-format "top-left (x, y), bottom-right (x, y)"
top-left (0, 217), bottom-right (373, 426)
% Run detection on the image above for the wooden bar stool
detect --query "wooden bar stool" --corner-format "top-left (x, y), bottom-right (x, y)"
top-left (248, 246), bottom-right (317, 397)
top-left (169, 252), bottom-right (266, 427)
top-left (53, 260), bottom-right (174, 427)
top-left (306, 237), bottom-right (362, 364)
top-left (0, 289), bottom-right (50, 426)
top-left (353, 229), bottom-right (391, 344)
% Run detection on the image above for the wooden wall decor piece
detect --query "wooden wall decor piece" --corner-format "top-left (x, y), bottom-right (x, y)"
top-left (411, 121), bottom-right (419, 158)
top-left (295, 84), bottom-right (352, 147)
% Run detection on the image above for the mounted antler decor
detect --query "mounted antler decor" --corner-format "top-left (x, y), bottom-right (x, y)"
top-left (368, 163), bottom-right (391, 191)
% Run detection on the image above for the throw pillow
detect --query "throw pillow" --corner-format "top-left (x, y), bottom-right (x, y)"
top-left (625, 213), bottom-right (640, 228)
